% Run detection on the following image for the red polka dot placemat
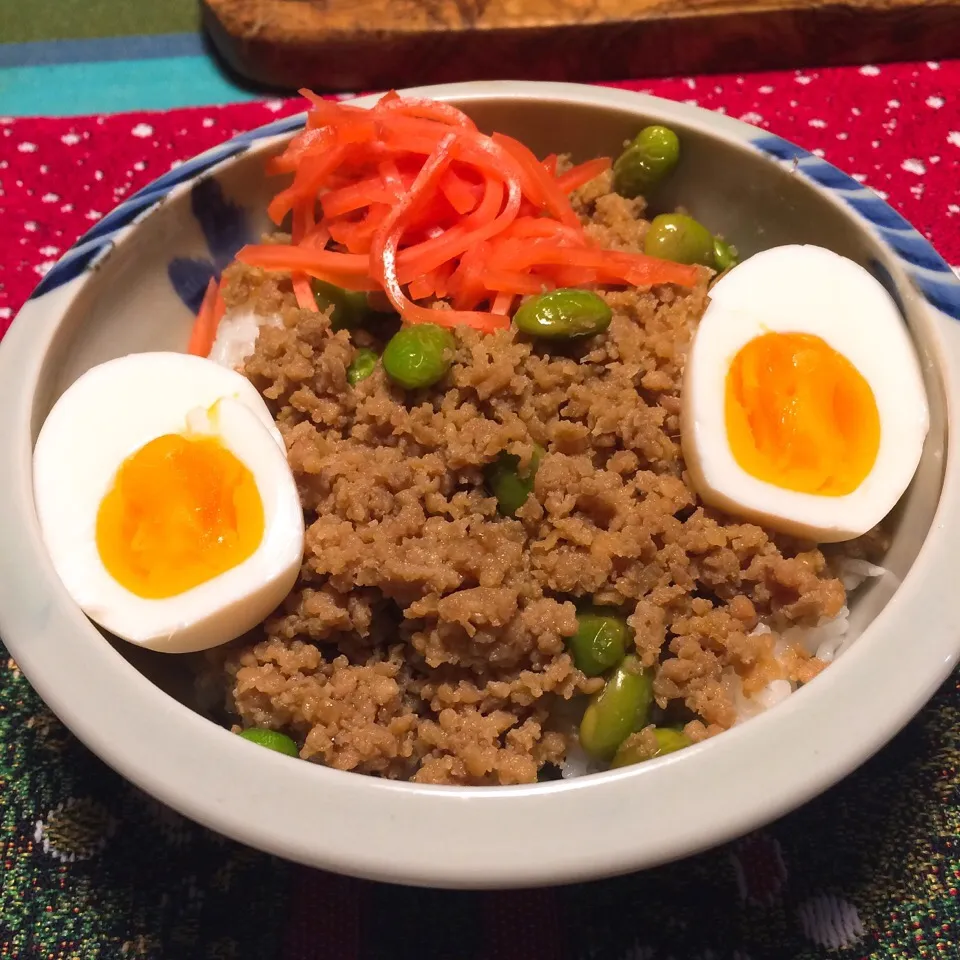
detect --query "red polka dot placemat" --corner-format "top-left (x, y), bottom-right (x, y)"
top-left (1, 61), bottom-right (958, 960)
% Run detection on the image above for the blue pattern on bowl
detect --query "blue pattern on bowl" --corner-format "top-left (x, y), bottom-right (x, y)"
top-left (26, 124), bottom-right (283, 303)
top-left (752, 133), bottom-right (960, 323)
top-left (167, 179), bottom-right (252, 314)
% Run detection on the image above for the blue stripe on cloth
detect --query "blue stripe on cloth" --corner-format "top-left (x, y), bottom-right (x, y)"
top-left (0, 34), bottom-right (206, 67)
top-left (0, 55), bottom-right (259, 116)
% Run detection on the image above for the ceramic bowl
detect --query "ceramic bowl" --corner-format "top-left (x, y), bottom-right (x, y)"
top-left (2, 81), bottom-right (959, 889)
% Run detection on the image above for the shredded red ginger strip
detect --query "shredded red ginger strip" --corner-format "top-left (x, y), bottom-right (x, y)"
top-left (188, 278), bottom-right (226, 356)
top-left (235, 90), bottom-right (703, 332)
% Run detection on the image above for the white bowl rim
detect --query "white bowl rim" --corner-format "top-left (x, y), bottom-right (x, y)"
top-left (1, 80), bottom-right (959, 889)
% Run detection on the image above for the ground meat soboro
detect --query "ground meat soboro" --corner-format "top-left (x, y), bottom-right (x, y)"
top-left (211, 171), bottom-right (845, 785)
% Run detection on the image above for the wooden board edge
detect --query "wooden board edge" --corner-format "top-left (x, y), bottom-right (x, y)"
top-left (202, 3), bottom-right (960, 93)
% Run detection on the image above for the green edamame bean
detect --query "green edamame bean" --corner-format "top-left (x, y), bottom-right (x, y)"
top-left (613, 125), bottom-right (681, 198)
top-left (237, 728), bottom-right (299, 757)
top-left (652, 727), bottom-right (693, 755)
top-left (579, 656), bottom-right (654, 759)
top-left (382, 323), bottom-right (455, 390)
top-left (347, 347), bottom-right (378, 385)
top-left (569, 608), bottom-right (628, 677)
top-left (644, 213), bottom-right (716, 267)
top-left (310, 279), bottom-right (371, 330)
top-left (513, 289), bottom-right (612, 340)
top-left (713, 237), bottom-right (740, 272)
top-left (485, 445), bottom-right (544, 517)
top-left (611, 727), bottom-right (693, 768)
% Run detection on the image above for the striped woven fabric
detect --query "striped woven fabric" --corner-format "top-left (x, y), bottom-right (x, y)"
top-left (0, 0), bottom-right (256, 117)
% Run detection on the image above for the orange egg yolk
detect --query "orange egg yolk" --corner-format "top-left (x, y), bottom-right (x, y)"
top-left (724, 332), bottom-right (880, 496)
top-left (96, 433), bottom-right (264, 599)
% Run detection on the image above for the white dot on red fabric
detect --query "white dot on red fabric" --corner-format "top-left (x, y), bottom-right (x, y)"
top-left (34, 260), bottom-right (55, 277)
top-left (61, 132), bottom-right (81, 146)
top-left (926, 96), bottom-right (945, 108)
top-left (41, 193), bottom-right (58, 203)
top-left (0, 308), bottom-right (11, 320)
top-left (202, 118), bottom-right (216, 128)
top-left (795, 74), bottom-right (813, 85)
top-left (927, 61), bottom-right (941, 69)
top-left (860, 65), bottom-right (880, 76)
top-left (85, 210), bottom-right (102, 221)
top-left (902, 159), bottom-right (927, 174)
top-left (17, 142), bottom-right (37, 153)
top-left (38, 245), bottom-right (59, 256)
top-left (758, 85), bottom-right (774, 94)
top-left (947, 131), bottom-right (960, 148)
top-left (131, 123), bottom-right (154, 138)
top-left (887, 99), bottom-right (900, 109)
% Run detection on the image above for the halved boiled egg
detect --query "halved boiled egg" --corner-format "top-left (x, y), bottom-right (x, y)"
top-left (681, 244), bottom-right (929, 542)
top-left (33, 352), bottom-right (304, 653)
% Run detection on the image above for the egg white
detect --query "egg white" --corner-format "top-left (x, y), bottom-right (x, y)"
top-left (680, 244), bottom-right (929, 542)
top-left (33, 352), bottom-right (304, 653)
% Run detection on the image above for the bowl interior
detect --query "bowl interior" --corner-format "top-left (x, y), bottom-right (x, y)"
top-left (33, 94), bottom-right (947, 721)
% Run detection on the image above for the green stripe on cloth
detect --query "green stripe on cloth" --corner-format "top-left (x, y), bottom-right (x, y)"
top-left (0, 56), bottom-right (260, 117)
top-left (2, 0), bottom-right (197, 43)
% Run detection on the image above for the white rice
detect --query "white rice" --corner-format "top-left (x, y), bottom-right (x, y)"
top-left (558, 737), bottom-right (604, 779)
top-left (207, 308), bottom-right (283, 371)
top-left (733, 558), bottom-right (891, 722)
top-left (833, 556), bottom-right (895, 593)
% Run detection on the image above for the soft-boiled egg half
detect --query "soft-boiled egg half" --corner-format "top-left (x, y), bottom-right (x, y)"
top-left (33, 352), bottom-right (304, 653)
top-left (681, 244), bottom-right (929, 542)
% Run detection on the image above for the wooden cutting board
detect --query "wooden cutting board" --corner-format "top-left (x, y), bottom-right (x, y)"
top-left (203, 0), bottom-right (960, 93)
